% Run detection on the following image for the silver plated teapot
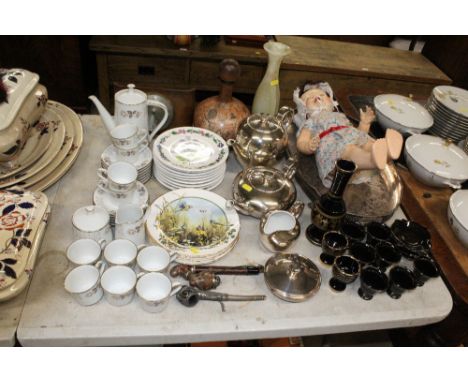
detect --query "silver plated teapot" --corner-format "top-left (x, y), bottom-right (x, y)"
top-left (227, 106), bottom-right (294, 167)
top-left (229, 158), bottom-right (297, 218)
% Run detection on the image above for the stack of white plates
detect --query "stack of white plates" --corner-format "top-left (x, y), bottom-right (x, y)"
top-left (426, 85), bottom-right (468, 142)
top-left (101, 144), bottom-right (152, 184)
top-left (152, 127), bottom-right (228, 190)
top-left (145, 189), bottom-right (240, 264)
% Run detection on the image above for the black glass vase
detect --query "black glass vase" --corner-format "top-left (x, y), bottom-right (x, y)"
top-left (307, 159), bottom-right (357, 245)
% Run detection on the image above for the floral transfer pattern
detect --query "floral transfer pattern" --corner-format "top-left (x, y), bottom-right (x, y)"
top-left (0, 188), bottom-right (48, 289)
top-left (156, 128), bottom-right (228, 170)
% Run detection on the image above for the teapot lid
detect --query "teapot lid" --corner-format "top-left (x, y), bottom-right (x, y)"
top-left (115, 83), bottom-right (147, 105)
top-left (245, 114), bottom-right (281, 132)
top-left (264, 253), bottom-right (321, 302)
top-left (72, 205), bottom-right (110, 232)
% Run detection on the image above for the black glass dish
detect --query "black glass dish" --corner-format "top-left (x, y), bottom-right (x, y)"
top-left (413, 257), bottom-right (440, 287)
top-left (375, 241), bottom-right (402, 271)
top-left (358, 267), bottom-right (389, 301)
top-left (320, 230), bottom-right (348, 266)
top-left (349, 242), bottom-right (376, 266)
top-left (391, 219), bottom-right (431, 254)
top-left (366, 221), bottom-right (392, 247)
top-left (330, 255), bottom-right (360, 292)
top-left (387, 266), bottom-right (416, 299)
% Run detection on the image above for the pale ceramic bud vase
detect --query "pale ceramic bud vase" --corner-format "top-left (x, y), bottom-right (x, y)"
top-left (252, 41), bottom-right (291, 115)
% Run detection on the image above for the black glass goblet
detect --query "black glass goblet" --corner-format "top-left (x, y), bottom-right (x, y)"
top-left (320, 230), bottom-right (348, 266)
top-left (340, 220), bottom-right (366, 244)
top-left (413, 257), bottom-right (440, 287)
top-left (375, 241), bottom-right (401, 271)
top-left (366, 221), bottom-right (392, 247)
top-left (387, 266), bottom-right (416, 299)
top-left (358, 267), bottom-right (389, 301)
top-left (329, 255), bottom-right (361, 292)
top-left (349, 242), bottom-right (376, 267)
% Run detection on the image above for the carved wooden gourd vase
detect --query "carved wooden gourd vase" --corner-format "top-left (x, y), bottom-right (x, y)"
top-left (193, 59), bottom-right (250, 141)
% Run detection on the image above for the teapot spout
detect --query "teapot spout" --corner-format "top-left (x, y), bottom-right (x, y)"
top-left (89, 95), bottom-right (115, 132)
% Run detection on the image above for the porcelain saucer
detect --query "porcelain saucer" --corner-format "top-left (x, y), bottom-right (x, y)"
top-left (101, 144), bottom-right (152, 171)
top-left (93, 181), bottom-right (149, 217)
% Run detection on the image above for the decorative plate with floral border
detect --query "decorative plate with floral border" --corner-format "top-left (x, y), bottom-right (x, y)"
top-left (0, 188), bottom-right (49, 300)
top-left (145, 188), bottom-right (240, 263)
top-left (153, 127), bottom-right (228, 172)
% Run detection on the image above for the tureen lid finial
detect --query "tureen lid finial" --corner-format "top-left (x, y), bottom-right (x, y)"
top-left (127, 83), bottom-right (135, 92)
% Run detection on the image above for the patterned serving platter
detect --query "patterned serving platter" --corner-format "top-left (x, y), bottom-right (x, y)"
top-left (0, 114), bottom-right (54, 178)
top-left (0, 188), bottom-right (49, 301)
top-left (145, 189), bottom-right (240, 264)
top-left (28, 101), bottom-right (83, 192)
top-left (0, 104), bottom-right (66, 188)
top-left (153, 127), bottom-right (229, 172)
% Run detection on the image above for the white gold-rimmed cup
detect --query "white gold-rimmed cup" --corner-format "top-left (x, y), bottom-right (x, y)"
top-left (97, 161), bottom-right (138, 193)
top-left (136, 272), bottom-right (182, 313)
top-left (64, 262), bottom-right (107, 306)
top-left (100, 265), bottom-right (138, 306)
top-left (66, 238), bottom-right (104, 267)
top-left (72, 205), bottom-right (113, 246)
top-left (103, 239), bottom-right (138, 268)
top-left (115, 204), bottom-right (147, 246)
top-left (110, 123), bottom-right (148, 150)
top-left (136, 246), bottom-right (178, 274)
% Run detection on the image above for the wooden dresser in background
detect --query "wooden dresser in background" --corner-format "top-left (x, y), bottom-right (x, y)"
top-left (89, 35), bottom-right (451, 120)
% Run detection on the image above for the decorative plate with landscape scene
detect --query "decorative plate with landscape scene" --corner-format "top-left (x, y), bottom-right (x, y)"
top-left (145, 188), bottom-right (240, 264)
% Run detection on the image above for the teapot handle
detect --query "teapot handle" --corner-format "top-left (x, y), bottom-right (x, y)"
top-left (283, 154), bottom-right (298, 179)
top-left (288, 201), bottom-right (305, 219)
top-left (276, 106), bottom-right (295, 132)
top-left (147, 99), bottom-right (169, 141)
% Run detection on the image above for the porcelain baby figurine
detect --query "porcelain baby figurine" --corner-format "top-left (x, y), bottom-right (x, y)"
top-left (294, 81), bottom-right (403, 187)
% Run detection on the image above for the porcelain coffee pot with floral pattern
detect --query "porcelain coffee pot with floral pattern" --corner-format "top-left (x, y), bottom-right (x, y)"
top-left (89, 84), bottom-right (169, 140)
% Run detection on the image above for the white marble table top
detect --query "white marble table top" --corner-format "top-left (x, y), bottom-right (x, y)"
top-left (16, 116), bottom-right (453, 346)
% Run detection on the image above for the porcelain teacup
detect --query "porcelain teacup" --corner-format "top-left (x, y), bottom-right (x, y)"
top-left (136, 246), bottom-right (178, 274)
top-left (97, 161), bottom-right (138, 194)
top-left (103, 239), bottom-right (139, 268)
top-left (72, 205), bottom-right (113, 246)
top-left (110, 123), bottom-right (147, 151)
top-left (136, 272), bottom-right (182, 313)
top-left (100, 265), bottom-right (138, 306)
top-left (115, 204), bottom-right (147, 246)
top-left (64, 262), bottom-right (107, 306)
top-left (66, 238), bottom-right (104, 267)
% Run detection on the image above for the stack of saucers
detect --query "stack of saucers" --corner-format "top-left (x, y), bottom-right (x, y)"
top-left (426, 85), bottom-right (468, 142)
top-left (152, 127), bottom-right (229, 190)
top-left (100, 123), bottom-right (152, 183)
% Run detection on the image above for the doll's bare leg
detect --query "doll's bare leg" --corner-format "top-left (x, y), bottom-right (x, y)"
top-left (341, 140), bottom-right (387, 170)
top-left (362, 139), bottom-right (375, 152)
top-left (385, 129), bottom-right (403, 160)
